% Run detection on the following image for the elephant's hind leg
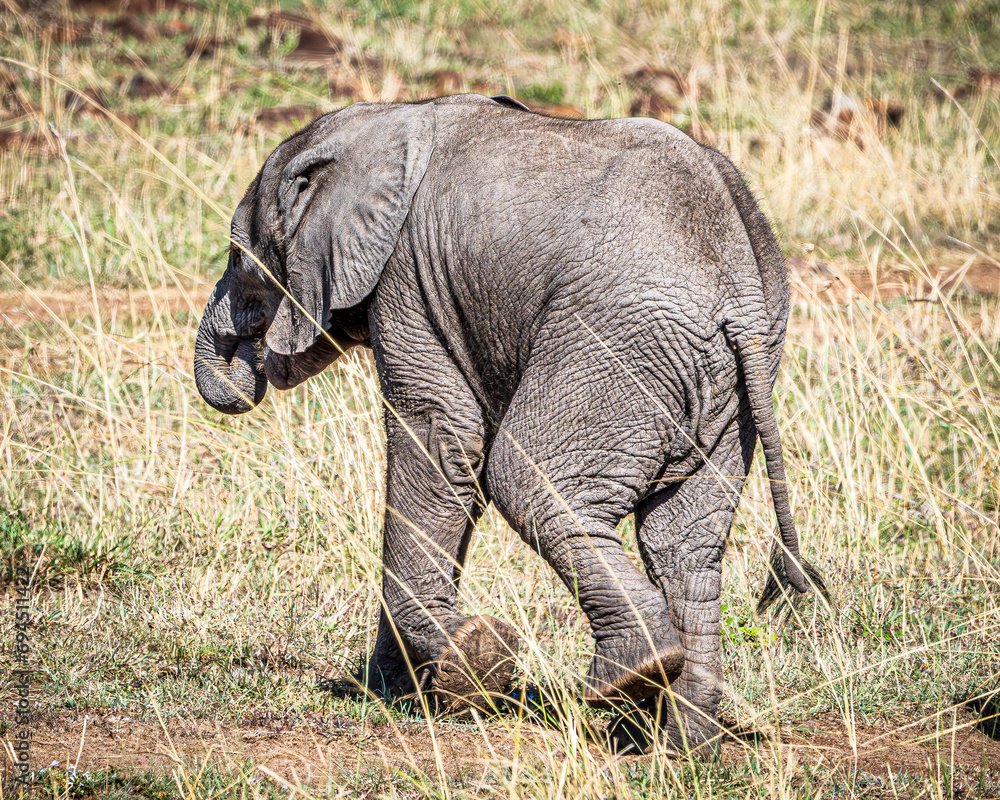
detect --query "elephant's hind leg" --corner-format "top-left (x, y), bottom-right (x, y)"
top-left (610, 422), bottom-right (754, 753)
top-left (486, 414), bottom-right (685, 708)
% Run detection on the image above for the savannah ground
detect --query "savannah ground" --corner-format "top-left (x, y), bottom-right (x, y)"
top-left (1, 0), bottom-right (1000, 797)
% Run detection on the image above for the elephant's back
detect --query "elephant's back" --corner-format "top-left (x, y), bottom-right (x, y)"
top-left (415, 96), bottom-right (762, 406)
top-left (432, 97), bottom-right (755, 292)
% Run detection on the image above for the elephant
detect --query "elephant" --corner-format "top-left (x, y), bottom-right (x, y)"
top-left (193, 93), bottom-right (823, 753)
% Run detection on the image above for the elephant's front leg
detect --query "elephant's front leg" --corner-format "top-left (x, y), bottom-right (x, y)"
top-left (363, 404), bottom-right (517, 712)
top-left (362, 511), bottom-right (479, 703)
top-left (610, 425), bottom-right (753, 754)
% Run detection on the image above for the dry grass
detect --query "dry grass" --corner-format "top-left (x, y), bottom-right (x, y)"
top-left (1, 0), bottom-right (999, 797)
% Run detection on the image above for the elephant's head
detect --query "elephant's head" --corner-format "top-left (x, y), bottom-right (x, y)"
top-left (194, 101), bottom-right (437, 414)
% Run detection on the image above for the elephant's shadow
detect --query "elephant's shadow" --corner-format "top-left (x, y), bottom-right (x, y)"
top-left (315, 668), bottom-right (775, 756)
top-left (317, 665), bottom-right (574, 728)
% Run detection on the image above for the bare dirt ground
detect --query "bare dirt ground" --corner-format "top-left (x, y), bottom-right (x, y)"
top-left (0, 286), bottom-right (206, 329)
top-left (786, 713), bottom-right (1000, 787)
top-left (20, 709), bottom-right (1000, 789)
top-left (787, 257), bottom-right (1000, 304)
top-left (27, 711), bottom-right (501, 787)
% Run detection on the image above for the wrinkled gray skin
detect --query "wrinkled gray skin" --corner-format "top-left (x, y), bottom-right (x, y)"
top-left (194, 94), bottom-right (810, 751)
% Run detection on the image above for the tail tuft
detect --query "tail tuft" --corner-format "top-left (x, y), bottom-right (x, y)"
top-left (756, 542), bottom-right (830, 616)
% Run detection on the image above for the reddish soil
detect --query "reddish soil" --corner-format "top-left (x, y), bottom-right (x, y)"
top-left (0, 287), bottom-right (206, 329)
top-left (14, 710), bottom-right (1000, 790)
top-left (788, 257), bottom-right (1000, 303)
top-left (783, 713), bottom-right (1000, 789)
top-left (21, 713), bottom-right (501, 786)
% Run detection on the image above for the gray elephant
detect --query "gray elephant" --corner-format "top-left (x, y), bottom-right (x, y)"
top-left (194, 94), bottom-right (822, 753)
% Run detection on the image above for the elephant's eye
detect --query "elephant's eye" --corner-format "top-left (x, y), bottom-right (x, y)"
top-left (240, 251), bottom-right (287, 304)
top-left (228, 241), bottom-right (262, 281)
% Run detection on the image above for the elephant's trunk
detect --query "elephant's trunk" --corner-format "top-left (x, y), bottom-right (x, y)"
top-left (194, 286), bottom-right (267, 415)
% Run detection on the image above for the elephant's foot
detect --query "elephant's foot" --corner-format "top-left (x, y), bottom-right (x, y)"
top-left (605, 693), bottom-right (722, 757)
top-left (357, 644), bottom-right (419, 703)
top-left (431, 615), bottom-right (519, 717)
top-left (583, 628), bottom-right (684, 709)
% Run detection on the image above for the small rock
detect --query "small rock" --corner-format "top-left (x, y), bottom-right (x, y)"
top-left (123, 72), bottom-right (168, 99)
top-left (629, 91), bottom-right (673, 121)
top-left (105, 16), bottom-right (153, 41)
top-left (184, 36), bottom-right (224, 59)
top-left (287, 26), bottom-right (343, 62)
top-left (64, 86), bottom-right (108, 114)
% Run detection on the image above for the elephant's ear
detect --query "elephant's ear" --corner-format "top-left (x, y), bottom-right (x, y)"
top-left (266, 102), bottom-right (436, 356)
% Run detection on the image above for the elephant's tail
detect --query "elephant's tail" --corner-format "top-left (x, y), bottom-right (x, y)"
top-left (726, 320), bottom-right (825, 611)
top-left (706, 143), bottom-right (826, 613)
